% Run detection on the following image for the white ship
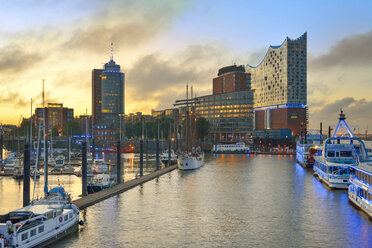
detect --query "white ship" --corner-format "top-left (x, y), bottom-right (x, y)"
top-left (348, 161), bottom-right (372, 219)
top-left (178, 147), bottom-right (204, 170)
top-left (314, 110), bottom-right (370, 189)
top-left (212, 142), bottom-right (250, 154)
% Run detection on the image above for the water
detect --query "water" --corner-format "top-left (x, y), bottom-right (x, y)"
top-left (49, 154), bottom-right (369, 247)
top-left (1, 153), bottom-right (371, 247)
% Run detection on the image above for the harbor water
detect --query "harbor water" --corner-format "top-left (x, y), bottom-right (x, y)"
top-left (1, 153), bottom-right (371, 247)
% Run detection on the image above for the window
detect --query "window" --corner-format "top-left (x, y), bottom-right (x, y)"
top-left (64, 214), bottom-right (68, 221)
top-left (30, 229), bottom-right (37, 237)
top-left (21, 232), bottom-right (28, 241)
top-left (38, 225), bottom-right (44, 233)
top-left (327, 151), bottom-right (335, 157)
top-left (340, 151), bottom-right (352, 157)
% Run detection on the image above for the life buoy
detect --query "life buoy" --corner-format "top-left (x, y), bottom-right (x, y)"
top-left (59, 216), bottom-right (63, 222)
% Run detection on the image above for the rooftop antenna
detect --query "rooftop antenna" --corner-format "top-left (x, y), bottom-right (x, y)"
top-left (110, 42), bottom-right (113, 61)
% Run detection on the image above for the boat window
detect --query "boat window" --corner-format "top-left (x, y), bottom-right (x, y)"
top-left (30, 228), bottom-right (37, 237)
top-left (340, 151), bottom-right (352, 157)
top-left (336, 152), bottom-right (339, 157)
top-left (57, 209), bottom-right (62, 216)
top-left (53, 211), bottom-right (57, 218)
top-left (327, 151), bottom-right (335, 157)
top-left (64, 214), bottom-right (68, 221)
top-left (21, 232), bottom-right (28, 241)
top-left (69, 213), bottom-right (73, 218)
top-left (46, 212), bottom-right (53, 220)
top-left (339, 168), bottom-right (349, 175)
top-left (38, 225), bottom-right (44, 233)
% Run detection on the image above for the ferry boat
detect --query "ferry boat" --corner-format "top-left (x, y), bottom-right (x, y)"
top-left (348, 161), bottom-right (372, 219)
top-left (0, 186), bottom-right (81, 248)
top-left (313, 110), bottom-right (370, 189)
top-left (296, 134), bottom-right (324, 168)
top-left (212, 142), bottom-right (250, 154)
top-left (160, 149), bottom-right (178, 166)
top-left (87, 174), bottom-right (115, 194)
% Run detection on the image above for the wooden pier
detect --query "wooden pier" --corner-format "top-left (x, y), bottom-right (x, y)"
top-left (72, 165), bottom-right (178, 210)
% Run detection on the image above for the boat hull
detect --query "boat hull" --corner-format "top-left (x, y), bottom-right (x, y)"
top-left (178, 156), bottom-right (204, 170)
top-left (313, 166), bottom-right (349, 189)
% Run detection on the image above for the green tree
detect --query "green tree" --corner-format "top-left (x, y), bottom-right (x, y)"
top-left (196, 117), bottom-right (210, 141)
top-left (52, 126), bottom-right (59, 137)
top-left (63, 120), bottom-right (81, 136)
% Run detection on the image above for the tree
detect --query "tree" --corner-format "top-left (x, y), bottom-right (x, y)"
top-left (196, 117), bottom-right (210, 141)
top-left (63, 120), bottom-right (81, 136)
top-left (52, 126), bottom-right (59, 137)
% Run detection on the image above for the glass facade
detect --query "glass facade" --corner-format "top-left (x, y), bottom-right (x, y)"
top-left (101, 59), bottom-right (125, 127)
top-left (195, 90), bottom-right (254, 141)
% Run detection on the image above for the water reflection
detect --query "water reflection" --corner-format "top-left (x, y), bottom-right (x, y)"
top-left (2, 154), bottom-right (371, 247)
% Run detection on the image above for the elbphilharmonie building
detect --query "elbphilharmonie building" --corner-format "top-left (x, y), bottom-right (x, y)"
top-left (246, 33), bottom-right (307, 136)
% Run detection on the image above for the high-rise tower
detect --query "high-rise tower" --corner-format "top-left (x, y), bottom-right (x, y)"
top-left (92, 43), bottom-right (125, 132)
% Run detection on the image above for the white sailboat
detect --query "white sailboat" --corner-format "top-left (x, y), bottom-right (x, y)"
top-left (178, 85), bottom-right (204, 171)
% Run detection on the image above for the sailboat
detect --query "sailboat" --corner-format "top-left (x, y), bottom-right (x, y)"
top-left (178, 85), bottom-right (204, 170)
top-left (0, 80), bottom-right (82, 248)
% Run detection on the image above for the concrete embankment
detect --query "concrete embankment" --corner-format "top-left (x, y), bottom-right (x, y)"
top-left (72, 165), bottom-right (178, 210)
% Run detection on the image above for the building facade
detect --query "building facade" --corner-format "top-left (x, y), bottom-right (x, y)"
top-left (35, 103), bottom-right (74, 135)
top-left (213, 65), bottom-right (251, 95)
top-left (194, 90), bottom-right (254, 141)
top-left (246, 33), bottom-right (307, 136)
top-left (92, 69), bottom-right (103, 126)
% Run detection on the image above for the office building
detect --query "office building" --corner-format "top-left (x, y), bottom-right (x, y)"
top-left (92, 44), bottom-right (125, 136)
top-left (246, 33), bottom-right (307, 136)
top-left (213, 65), bottom-right (251, 95)
top-left (35, 103), bottom-right (74, 135)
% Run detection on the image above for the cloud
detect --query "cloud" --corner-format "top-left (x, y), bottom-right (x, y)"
top-left (125, 44), bottom-right (231, 113)
top-left (309, 30), bottom-right (372, 69)
top-left (309, 97), bottom-right (372, 130)
top-left (0, 92), bottom-right (28, 107)
top-left (0, 44), bottom-right (44, 73)
top-left (62, 0), bottom-right (193, 53)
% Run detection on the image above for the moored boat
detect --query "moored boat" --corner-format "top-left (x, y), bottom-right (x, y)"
top-left (160, 149), bottom-right (178, 166)
top-left (313, 110), bottom-right (370, 189)
top-left (178, 147), bottom-right (204, 170)
top-left (87, 174), bottom-right (115, 194)
top-left (212, 142), bottom-right (250, 154)
top-left (348, 161), bottom-right (372, 219)
top-left (0, 186), bottom-right (81, 248)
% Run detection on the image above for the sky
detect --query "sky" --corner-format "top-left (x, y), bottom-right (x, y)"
top-left (0, 0), bottom-right (372, 131)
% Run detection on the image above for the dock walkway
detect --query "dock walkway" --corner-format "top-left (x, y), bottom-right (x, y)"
top-left (72, 165), bottom-right (178, 209)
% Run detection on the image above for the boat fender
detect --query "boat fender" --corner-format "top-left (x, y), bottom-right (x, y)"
top-left (59, 216), bottom-right (63, 222)
top-left (79, 220), bottom-right (84, 225)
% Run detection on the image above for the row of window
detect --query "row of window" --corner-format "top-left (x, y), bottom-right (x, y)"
top-left (354, 169), bottom-right (372, 186)
top-left (21, 225), bottom-right (44, 241)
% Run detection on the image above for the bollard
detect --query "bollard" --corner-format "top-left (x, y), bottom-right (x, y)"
top-left (23, 142), bottom-right (30, 207)
top-left (92, 138), bottom-right (95, 161)
top-left (116, 140), bottom-right (121, 184)
top-left (168, 138), bottom-right (171, 167)
top-left (156, 139), bottom-right (160, 170)
top-left (82, 141), bottom-right (87, 196)
top-left (0, 133), bottom-right (3, 161)
top-left (140, 139), bottom-right (143, 177)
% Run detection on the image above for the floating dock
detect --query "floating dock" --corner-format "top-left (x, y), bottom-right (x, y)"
top-left (72, 165), bottom-right (178, 209)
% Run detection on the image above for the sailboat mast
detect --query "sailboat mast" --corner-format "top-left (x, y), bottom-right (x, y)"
top-left (186, 84), bottom-right (189, 153)
top-left (30, 98), bottom-right (32, 158)
top-left (43, 79), bottom-right (48, 194)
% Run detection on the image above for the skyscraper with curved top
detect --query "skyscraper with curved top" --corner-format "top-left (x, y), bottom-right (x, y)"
top-left (246, 33), bottom-right (307, 136)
